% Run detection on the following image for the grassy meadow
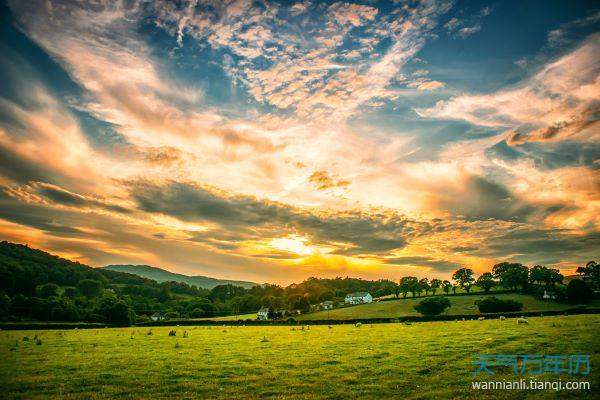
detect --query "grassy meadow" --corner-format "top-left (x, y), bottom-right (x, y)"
top-left (296, 294), bottom-right (589, 321)
top-left (1, 314), bottom-right (598, 399)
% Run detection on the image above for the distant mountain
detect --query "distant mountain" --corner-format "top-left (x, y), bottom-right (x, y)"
top-left (102, 264), bottom-right (257, 289)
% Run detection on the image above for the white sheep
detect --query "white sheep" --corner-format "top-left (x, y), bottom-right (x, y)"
top-left (517, 317), bottom-right (529, 324)
top-left (499, 316), bottom-right (506, 320)
top-left (478, 317), bottom-right (485, 321)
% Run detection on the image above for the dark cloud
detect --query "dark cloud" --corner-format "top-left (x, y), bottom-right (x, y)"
top-left (437, 176), bottom-right (536, 222)
top-left (383, 256), bottom-right (461, 272)
top-left (476, 228), bottom-right (600, 265)
top-left (32, 182), bottom-right (131, 214)
top-left (129, 180), bottom-right (428, 256)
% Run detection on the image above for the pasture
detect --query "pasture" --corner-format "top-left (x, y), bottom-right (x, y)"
top-left (297, 293), bottom-right (583, 321)
top-left (1, 314), bottom-right (598, 399)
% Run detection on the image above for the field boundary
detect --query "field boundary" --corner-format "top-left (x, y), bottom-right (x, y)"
top-left (3, 307), bottom-right (599, 330)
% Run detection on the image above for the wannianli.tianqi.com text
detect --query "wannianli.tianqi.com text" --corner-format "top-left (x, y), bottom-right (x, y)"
top-left (471, 380), bottom-right (591, 391)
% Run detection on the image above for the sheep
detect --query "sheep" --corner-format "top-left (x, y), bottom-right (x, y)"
top-left (355, 322), bottom-right (362, 328)
top-left (477, 317), bottom-right (485, 321)
top-left (168, 330), bottom-right (177, 336)
top-left (499, 316), bottom-right (506, 320)
top-left (517, 317), bottom-right (529, 324)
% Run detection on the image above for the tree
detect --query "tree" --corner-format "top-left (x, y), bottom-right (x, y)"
top-left (399, 276), bottom-right (418, 298)
top-left (63, 287), bottom-right (78, 298)
top-left (476, 272), bottom-right (495, 293)
top-left (529, 265), bottom-right (563, 289)
top-left (414, 297), bottom-right (451, 316)
top-left (38, 283), bottom-right (60, 298)
top-left (77, 279), bottom-right (103, 298)
top-left (492, 262), bottom-right (529, 291)
top-left (576, 261), bottom-right (600, 290)
top-left (430, 279), bottom-right (442, 295)
top-left (442, 280), bottom-right (452, 295)
top-left (566, 279), bottom-right (592, 304)
top-left (452, 268), bottom-right (475, 293)
top-left (418, 278), bottom-right (430, 296)
top-left (98, 296), bottom-right (135, 326)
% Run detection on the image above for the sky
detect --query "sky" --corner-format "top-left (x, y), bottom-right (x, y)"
top-left (0, 0), bottom-right (598, 285)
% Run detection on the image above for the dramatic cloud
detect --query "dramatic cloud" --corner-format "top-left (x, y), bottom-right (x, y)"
top-left (0, 1), bottom-right (597, 283)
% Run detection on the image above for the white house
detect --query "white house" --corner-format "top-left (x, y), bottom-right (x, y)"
top-left (344, 292), bottom-right (373, 305)
top-left (257, 307), bottom-right (269, 320)
top-left (150, 312), bottom-right (164, 321)
top-left (321, 301), bottom-right (334, 310)
top-left (542, 290), bottom-right (557, 300)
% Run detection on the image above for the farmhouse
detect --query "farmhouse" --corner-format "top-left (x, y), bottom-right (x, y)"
top-left (257, 307), bottom-right (269, 320)
top-left (150, 312), bottom-right (164, 321)
top-left (345, 292), bottom-right (373, 305)
top-left (321, 301), bottom-right (334, 310)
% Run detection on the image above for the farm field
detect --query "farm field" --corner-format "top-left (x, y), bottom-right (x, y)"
top-left (297, 294), bottom-right (595, 320)
top-left (193, 313), bottom-right (257, 321)
top-left (1, 315), bottom-right (598, 399)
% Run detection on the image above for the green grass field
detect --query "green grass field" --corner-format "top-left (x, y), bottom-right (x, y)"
top-left (1, 315), bottom-right (598, 399)
top-left (193, 313), bottom-right (257, 321)
top-left (297, 294), bottom-right (591, 320)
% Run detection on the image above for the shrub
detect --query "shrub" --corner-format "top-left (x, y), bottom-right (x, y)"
top-left (476, 296), bottom-right (523, 313)
top-left (414, 297), bottom-right (451, 316)
top-left (566, 279), bottom-right (592, 304)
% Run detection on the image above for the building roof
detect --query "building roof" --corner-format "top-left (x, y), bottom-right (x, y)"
top-left (346, 292), bottom-right (371, 298)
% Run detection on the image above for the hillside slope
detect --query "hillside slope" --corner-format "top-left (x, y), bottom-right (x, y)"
top-left (296, 293), bottom-right (586, 320)
top-left (102, 264), bottom-right (256, 289)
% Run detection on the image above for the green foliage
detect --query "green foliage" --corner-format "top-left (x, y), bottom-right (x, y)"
top-left (452, 268), bottom-right (474, 293)
top-left (566, 279), bottom-right (592, 304)
top-left (38, 283), bottom-right (60, 298)
top-left (576, 261), bottom-right (599, 290)
top-left (492, 262), bottom-right (529, 291)
top-left (98, 295), bottom-right (136, 326)
top-left (77, 279), bottom-right (103, 298)
top-left (414, 297), bottom-right (451, 316)
top-left (476, 296), bottom-right (523, 313)
top-left (475, 272), bottom-right (495, 293)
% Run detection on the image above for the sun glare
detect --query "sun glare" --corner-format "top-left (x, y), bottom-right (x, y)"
top-left (269, 235), bottom-right (316, 256)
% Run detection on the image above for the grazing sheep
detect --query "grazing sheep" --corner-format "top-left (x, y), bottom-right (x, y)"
top-left (147, 329), bottom-right (153, 336)
top-left (478, 317), bottom-right (485, 321)
top-left (355, 322), bottom-right (362, 328)
top-left (328, 325), bottom-right (333, 329)
top-left (499, 316), bottom-right (506, 320)
top-left (517, 317), bottom-right (529, 324)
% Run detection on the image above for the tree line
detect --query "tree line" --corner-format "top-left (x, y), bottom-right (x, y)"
top-left (0, 241), bottom-right (598, 325)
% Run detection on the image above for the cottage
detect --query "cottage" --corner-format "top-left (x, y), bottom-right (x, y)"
top-left (150, 312), bottom-right (164, 321)
top-left (257, 307), bottom-right (269, 321)
top-left (321, 301), bottom-right (334, 310)
top-left (344, 292), bottom-right (373, 305)
top-left (542, 290), bottom-right (557, 300)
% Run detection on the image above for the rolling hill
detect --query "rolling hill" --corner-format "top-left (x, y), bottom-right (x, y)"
top-left (102, 264), bottom-right (257, 289)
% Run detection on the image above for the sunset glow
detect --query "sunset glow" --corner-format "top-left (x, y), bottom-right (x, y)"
top-left (0, 0), bottom-right (598, 284)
